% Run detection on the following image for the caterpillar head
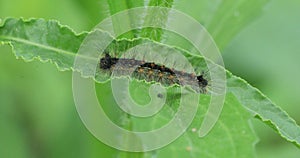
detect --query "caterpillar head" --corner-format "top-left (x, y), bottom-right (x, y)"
top-left (197, 75), bottom-right (208, 88)
top-left (100, 53), bottom-right (116, 69)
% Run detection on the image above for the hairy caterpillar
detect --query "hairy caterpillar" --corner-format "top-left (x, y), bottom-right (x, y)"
top-left (99, 53), bottom-right (209, 93)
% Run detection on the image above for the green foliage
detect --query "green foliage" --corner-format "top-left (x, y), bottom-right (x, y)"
top-left (172, 0), bottom-right (270, 50)
top-left (98, 81), bottom-right (257, 157)
top-left (0, 19), bottom-right (86, 71)
top-left (0, 17), bottom-right (299, 158)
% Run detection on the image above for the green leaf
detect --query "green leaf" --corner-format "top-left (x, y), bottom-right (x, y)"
top-left (227, 73), bottom-right (300, 148)
top-left (173, 0), bottom-right (270, 50)
top-left (0, 18), bottom-right (87, 71)
top-left (86, 0), bottom-right (270, 52)
top-left (98, 82), bottom-right (257, 157)
top-left (140, 0), bottom-right (174, 41)
top-left (107, 0), bottom-right (144, 14)
top-left (1, 18), bottom-right (299, 157)
top-left (104, 0), bottom-right (175, 41)
top-left (157, 93), bottom-right (257, 157)
top-left (106, 0), bottom-right (144, 39)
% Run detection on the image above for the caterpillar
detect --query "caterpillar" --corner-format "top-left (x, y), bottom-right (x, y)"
top-left (99, 53), bottom-right (209, 93)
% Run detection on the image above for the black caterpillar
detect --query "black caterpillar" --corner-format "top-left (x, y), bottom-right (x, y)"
top-left (99, 53), bottom-right (208, 93)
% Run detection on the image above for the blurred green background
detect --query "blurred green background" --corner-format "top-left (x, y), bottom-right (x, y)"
top-left (0, 0), bottom-right (299, 157)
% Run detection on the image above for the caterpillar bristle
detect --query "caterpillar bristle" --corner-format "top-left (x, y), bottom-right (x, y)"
top-left (99, 52), bottom-right (210, 93)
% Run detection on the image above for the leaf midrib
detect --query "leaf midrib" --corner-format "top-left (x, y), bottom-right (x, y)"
top-left (0, 35), bottom-right (97, 61)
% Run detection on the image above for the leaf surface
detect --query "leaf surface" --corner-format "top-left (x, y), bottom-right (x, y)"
top-left (1, 19), bottom-right (299, 158)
